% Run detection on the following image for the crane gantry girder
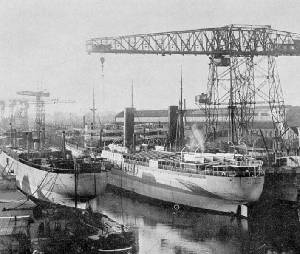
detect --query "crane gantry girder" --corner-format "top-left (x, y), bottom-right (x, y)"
top-left (16, 91), bottom-right (50, 98)
top-left (86, 25), bottom-right (300, 57)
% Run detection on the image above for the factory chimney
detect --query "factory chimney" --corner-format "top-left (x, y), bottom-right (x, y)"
top-left (26, 132), bottom-right (32, 154)
top-left (124, 107), bottom-right (135, 149)
top-left (168, 105), bottom-right (178, 148)
top-left (83, 116), bottom-right (86, 129)
top-left (62, 131), bottom-right (66, 159)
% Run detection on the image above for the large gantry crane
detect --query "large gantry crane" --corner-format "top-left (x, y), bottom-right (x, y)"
top-left (86, 24), bottom-right (300, 148)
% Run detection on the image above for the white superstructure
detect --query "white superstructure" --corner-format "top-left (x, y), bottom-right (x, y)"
top-left (101, 146), bottom-right (265, 216)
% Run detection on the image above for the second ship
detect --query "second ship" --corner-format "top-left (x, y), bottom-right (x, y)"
top-left (0, 130), bottom-right (112, 204)
top-left (68, 106), bottom-right (265, 217)
top-left (100, 107), bottom-right (265, 217)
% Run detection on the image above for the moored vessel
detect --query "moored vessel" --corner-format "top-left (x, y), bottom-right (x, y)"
top-left (0, 144), bottom-right (112, 204)
top-left (101, 144), bottom-right (265, 216)
top-left (98, 71), bottom-right (265, 216)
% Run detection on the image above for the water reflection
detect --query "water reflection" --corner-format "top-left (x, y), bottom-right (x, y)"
top-left (263, 173), bottom-right (299, 202)
top-left (31, 205), bottom-right (136, 253)
top-left (90, 191), bottom-right (245, 254)
top-left (0, 202), bottom-right (136, 254)
top-left (248, 200), bottom-right (300, 253)
top-left (1, 172), bottom-right (299, 253)
top-left (89, 188), bottom-right (300, 254)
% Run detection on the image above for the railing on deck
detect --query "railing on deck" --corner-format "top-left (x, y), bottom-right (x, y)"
top-left (124, 159), bottom-right (149, 167)
top-left (18, 157), bottom-right (109, 174)
top-left (125, 156), bottom-right (265, 177)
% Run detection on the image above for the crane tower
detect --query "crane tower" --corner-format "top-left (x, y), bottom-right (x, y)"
top-left (8, 99), bottom-right (29, 130)
top-left (17, 90), bottom-right (76, 150)
top-left (86, 24), bottom-right (300, 147)
top-left (17, 90), bottom-right (50, 149)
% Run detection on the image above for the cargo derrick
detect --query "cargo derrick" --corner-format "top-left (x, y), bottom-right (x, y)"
top-left (86, 24), bottom-right (300, 148)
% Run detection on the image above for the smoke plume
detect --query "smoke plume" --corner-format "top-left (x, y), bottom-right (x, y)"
top-left (187, 124), bottom-right (205, 152)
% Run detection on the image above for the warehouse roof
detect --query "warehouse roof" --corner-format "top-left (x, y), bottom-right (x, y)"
top-left (116, 110), bottom-right (168, 118)
top-left (115, 108), bottom-right (276, 118)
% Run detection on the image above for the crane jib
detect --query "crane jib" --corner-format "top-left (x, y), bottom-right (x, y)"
top-left (86, 25), bottom-right (300, 57)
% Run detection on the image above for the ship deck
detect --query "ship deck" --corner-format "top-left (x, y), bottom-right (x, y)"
top-left (108, 149), bottom-right (264, 177)
top-left (122, 150), bottom-right (180, 162)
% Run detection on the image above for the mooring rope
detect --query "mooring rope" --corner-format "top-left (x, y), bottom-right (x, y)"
top-left (3, 171), bottom-right (51, 211)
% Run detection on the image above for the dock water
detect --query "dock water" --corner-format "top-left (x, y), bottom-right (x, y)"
top-left (264, 167), bottom-right (300, 202)
top-left (0, 174), bottom-right (136, 253)
top-left (0, 164), bottom-right (298, 253)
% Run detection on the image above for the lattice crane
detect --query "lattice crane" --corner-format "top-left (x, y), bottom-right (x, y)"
top-left (17, 90), bottom-right (49, 149)
top-left (17, 90), bottom-right (75, 149)
top-left (86, 24), bottom-right (300, 148)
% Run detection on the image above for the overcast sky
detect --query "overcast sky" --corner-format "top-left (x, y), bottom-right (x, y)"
top-left (1, 0), bottom-right (300, 115)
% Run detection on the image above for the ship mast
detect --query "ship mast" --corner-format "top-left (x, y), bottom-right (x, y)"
top-left (131, 80), bottom-right (134, 108)
top-left (131, 81), bottom-right (135, 152)
top-left (228, 59), bottom-right (236, 144)
top-left (91, 87), bottom-right (96, 127)
top-left (176, 66), bottom-right (185, 150)
top-left (90, 87), bottom-right (97, 145)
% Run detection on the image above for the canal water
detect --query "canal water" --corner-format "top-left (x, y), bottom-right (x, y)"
top-left (87, 175), bottom-right (300, 254)
top-left (0, 174), bottom-right (299, 253)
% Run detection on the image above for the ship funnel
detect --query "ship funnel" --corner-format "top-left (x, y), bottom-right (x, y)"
top-left (168, 105), bottom-right (178, 147)
top-left (13, 129), bottom-right (17, 147)
top-left (124, 107), bottom-right (135, 149)
top-left (33, 140), bottom-right (39, 151)
top-left (25, 132), bottom-right (32, 153)
top-left (62, 131), bottom-right (66, 159)
top-left (99, 128), bottom-right (103, 148)
top-left (83, 115), bottom-right (86, 129)
top-left (132, 133), bottom-right (136, 153)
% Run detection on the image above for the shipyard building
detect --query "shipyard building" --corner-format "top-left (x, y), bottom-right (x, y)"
top-left (115, 106), bottom-right (280, 138)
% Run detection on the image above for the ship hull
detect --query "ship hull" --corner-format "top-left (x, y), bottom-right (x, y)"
top-left (111, 162), bottom-right (264, 202)
top-left (107, 163), bottom-right (264, 215)
top-left (0, 150), bottom-right (108, 204)
top-left (108, 169), bottom-right (246, 215)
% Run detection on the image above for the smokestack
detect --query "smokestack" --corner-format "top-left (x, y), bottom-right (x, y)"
top-left (90, 122), bottom-right (94, 145)
top-left (83, 116), bottom-right (86, 129)
top-left (22, 130), bottom-right (32, 150)
top-left (33, 139), bottom-right (39, 151)
top-left (36, 129), bottom-right (41, 151)
top-left (9, 122), bottom-right (12, 147)
top-left (26, 132), bottom-right (31, 154)
top-left (132, 133), bottom-right (136, 153)
top-left (41, 127), bottom-right (45, 149)
top-left (62, 131), bottom-right (66, 159)
top-left (168, 106), bottom-right (178, 147)
top-left (124, 107), bottom-right (134, 149)
top-left (14, 129), bottom-right (18, 148)
top-left (99, 129), bottom-right (103, 148)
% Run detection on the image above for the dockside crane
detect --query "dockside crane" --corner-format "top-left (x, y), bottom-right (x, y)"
top-left (86, 24), bottom-right (300, 149)
top-left (8, 99), bottom-right (29, 130)
top-left (17, 90), bottom-right (75, 150)
top-left (17, 90), bottom-right (49, 149)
